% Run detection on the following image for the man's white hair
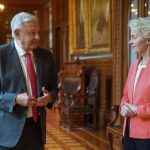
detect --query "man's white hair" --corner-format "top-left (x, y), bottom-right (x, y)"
top-left (11, 12), bottom-right (38, 38)
top-left (129, 17), bottom-right (150, 39)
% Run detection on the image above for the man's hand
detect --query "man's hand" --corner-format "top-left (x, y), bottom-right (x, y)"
top-left (16, 92), bottom-right (37, 106)
top-left (36, 87), bottom-right (51, 106)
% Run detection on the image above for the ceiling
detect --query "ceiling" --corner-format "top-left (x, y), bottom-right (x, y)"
top-left (0, 0), bottom-right (49, 6)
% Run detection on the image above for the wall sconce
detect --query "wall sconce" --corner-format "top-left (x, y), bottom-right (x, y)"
top-left (0, 4), bottom-right (4, 12)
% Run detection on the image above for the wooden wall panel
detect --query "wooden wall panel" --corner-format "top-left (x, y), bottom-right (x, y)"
top-left (0, 4), bottom-right (44, 46)
top-left (51, 0), bottom-right (113, 128)
top-left (52, 0), bottom-right (69, 72)
top-left (82, 57), bottom-right (112, 127)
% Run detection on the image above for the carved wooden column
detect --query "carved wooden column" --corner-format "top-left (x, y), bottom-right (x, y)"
top-left (52, 0), bottom-right (69, 71)
top-left (112, 0), bottom-right (124, 105)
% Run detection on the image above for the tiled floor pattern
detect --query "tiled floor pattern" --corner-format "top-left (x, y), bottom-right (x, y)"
top-left (45, 122), bottom-right (102, 150)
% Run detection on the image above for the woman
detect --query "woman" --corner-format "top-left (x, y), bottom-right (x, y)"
top-left (120, 17), bottom-right (150, 150)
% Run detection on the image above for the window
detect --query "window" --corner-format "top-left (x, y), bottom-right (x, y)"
top-left (128, 0), bottom-right (138, 68)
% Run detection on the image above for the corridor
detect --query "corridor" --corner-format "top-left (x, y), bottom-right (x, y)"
top-left (45, 122), bottom-right (109, 150)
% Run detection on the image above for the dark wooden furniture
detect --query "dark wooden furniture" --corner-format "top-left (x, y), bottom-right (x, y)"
top-left (58, 60), bottom-right (85, 130)
top-left (106, 105), bottom-right (123, 150)
top-left (58, 60), bottom-right (99, 130)
top-left (84, 69), bottom-right (99, 129)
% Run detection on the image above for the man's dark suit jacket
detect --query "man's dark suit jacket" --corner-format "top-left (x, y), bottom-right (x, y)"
top-left (0, 41), bottom-right (57, 148)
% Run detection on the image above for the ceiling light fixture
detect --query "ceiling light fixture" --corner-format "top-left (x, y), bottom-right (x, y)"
top-left (0, 4), bottom-right (4, 12)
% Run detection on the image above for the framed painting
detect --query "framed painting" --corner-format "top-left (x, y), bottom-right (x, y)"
top-left (69, 0), bottom-right (111, 55)
top-left (69, 0), bottom-right (89, 55)
top-left (89, 0), bottom-right (110, 53)
top-left (75, 0), bottom-right (85, 49)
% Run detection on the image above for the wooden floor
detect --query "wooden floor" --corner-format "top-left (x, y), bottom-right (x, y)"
top-left (45, 109), bottom-right (123, 150)
top-left (45, 122), bottom-right (110, 150)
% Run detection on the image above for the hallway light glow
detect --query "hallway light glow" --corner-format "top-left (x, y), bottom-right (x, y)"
top-left (131, 8), bottom-right (137, 13)
top-left (131, 4), bottom-right (134, 7)
top-left (0, 4), bottom-right (4, 12)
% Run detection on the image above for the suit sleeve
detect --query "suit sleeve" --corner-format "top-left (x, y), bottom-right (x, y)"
top-left (120, 82), bottom-right (130, 106)
top-left (0, 92), bottom-right (17, 112)
top-left (136, 104), bottom-right (150, 117)
top-left (120, 64), bottom-right (135, 107)
top-left (0, 46), bottom-right (17, 113)
top-left (46, 53), bottom-right (58, 109)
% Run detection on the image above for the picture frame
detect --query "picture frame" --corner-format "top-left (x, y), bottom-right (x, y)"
top-left (69, 0), bottom-right (111, 55)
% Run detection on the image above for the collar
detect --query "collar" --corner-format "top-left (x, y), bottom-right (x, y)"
top-left (14, 39), bottom-right (33, 57)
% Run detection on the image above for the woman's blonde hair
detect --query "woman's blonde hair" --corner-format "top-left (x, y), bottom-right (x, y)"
top-left (128, 17), bottom-right (150, 38)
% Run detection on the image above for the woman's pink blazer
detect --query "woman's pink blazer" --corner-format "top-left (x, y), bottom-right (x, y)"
top-left (121, 58), bottom-right (150, 138)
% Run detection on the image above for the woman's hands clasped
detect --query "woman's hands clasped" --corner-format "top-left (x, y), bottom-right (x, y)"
top-left (121, 103), bottom-right (137, 117)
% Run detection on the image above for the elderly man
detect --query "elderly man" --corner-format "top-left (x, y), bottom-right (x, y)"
top-left (0, 12), bottom-right (57, 150)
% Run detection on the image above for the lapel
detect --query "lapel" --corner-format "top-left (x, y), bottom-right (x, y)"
top-left (10, 41), bottom-right (27, 91)
top-left (129, 58), bottom-right (141, 103)
top-left (133, 59), bottom-right (150, 102)
top-left (33, 49), bottom-right (42, 97)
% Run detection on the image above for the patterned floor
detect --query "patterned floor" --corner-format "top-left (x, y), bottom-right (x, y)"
top-left (45, 122), bottom-right (108, 150)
